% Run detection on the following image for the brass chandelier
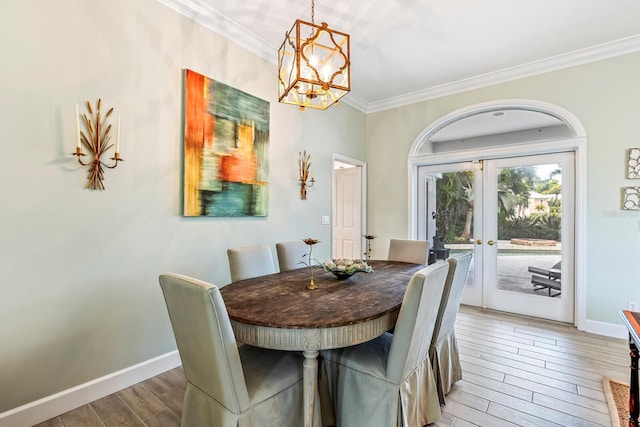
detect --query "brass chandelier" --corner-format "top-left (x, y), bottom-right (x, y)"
top-left (277, 0), bottom-right (350, 110)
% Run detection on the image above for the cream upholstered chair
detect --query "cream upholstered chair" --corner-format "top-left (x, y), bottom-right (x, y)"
top-left (275, 240), bottom-right (308, 271)
top-left (159, 273), bottom-right (306, 427)
top-left (227, 244), bottom-right (276, 282)
top-left (321, 261), bottom-right (449, 427)
top-left (387, 238), bottom-right (429, 264)
top-left (429, 252), bottom-right (473, 404)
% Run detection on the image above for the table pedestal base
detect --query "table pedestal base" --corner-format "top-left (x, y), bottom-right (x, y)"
top-left (303, 350), bottom-right (319, 427)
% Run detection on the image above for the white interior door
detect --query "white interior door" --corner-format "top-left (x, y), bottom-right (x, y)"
top-left (333, 166), bottom-right (362, 259)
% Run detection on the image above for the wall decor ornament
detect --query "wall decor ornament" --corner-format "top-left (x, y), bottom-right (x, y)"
top-left (364, 234), bottom-right (376, 262)
top-left (301, 238), bottom-right (320, 289)
top-left (298, 150), bottom-right (315, 200)
top-left (628, 148), bottom-right (640, 178)
top-left (183, 69), bottom-right (270, 217)
top-left (623, 187), bottom-right (640, 210)
top-left (72, 99), bottom-right (123, 190)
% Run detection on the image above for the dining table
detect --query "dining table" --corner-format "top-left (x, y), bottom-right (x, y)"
top-left (219, 260), bottom-right (427, 427)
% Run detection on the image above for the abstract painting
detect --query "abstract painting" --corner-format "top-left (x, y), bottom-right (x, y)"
top-left (183, 69), bottom-right (269, 216)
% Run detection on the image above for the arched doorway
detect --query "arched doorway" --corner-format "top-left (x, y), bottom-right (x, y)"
top-left (408, 100), bottom-right (587, 326)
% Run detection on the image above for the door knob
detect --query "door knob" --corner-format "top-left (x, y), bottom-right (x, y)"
top-left (487, 240), bottom-right (496, 246)
top-left (475, 239), bottom-right (482, 245)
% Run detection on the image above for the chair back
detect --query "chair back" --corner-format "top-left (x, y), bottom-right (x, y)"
top-left (432, 252), bottom-right (473, 345)
top-left (159, 273), bottom-right (250, 413)
top-left (387, 239), bottom-right (429, 264)
top-left (387, 261), bottom-right (449, 383)
top-left (276, 241), bottom-right (308, 271)
top-left (227, 244), bottom-right (276, 282)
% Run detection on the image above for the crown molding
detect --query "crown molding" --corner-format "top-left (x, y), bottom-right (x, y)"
top-left (155, 0), bottom-right (276, 62)
top-left (157, 0), bottom-right (640, 115)
top-left (365, 34), bottom-right (640, 113)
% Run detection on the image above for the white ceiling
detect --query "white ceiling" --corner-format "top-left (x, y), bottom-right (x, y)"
top-left (158, 0), bottom-right (640, 113)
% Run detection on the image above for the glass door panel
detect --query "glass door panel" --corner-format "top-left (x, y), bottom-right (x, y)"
top-left (417, 162), bottom-right (482, 307)
top-left (417, 152), bottom-right (574, 323)
top-left (484, 153), bottom-right (574, 323)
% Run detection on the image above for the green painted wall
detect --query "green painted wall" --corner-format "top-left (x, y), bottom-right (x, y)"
top-left (365, 52), bottom-right (640, 326)
top-left (3, 0), bottom-right (638, 414)
top-left (0, 0), bottom-right (365, 412)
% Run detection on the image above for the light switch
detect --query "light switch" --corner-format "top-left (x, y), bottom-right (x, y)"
top-left (321, 215), bottom-right (330, 225)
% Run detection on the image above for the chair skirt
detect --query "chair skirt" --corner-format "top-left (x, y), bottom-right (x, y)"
top-left (430, 329), bottom-right (462, 405)
top-left (322, 334), bottom-right (441, 427)
top-left (181, 379), bottom-right (305, 427)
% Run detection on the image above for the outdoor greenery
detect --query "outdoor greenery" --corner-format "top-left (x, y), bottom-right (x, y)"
top-left (434, 165), bottom-right (562, 243)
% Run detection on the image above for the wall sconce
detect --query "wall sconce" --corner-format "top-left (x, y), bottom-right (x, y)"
top-left (298, 150), bottom-right (315, 200)
top-left (72, 99), bottom-right (123, 190)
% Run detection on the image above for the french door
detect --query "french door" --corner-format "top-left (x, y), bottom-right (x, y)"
top-left (417, 152), bottom-right (575, 323)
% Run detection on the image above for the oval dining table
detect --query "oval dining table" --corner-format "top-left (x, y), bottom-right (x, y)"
top-left (219, 260), bottom-right (426, 427)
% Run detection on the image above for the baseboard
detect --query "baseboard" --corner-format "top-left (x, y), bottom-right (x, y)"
top-left (0, 350), bottom-right (181, 427)
top-left (581, 318), bottom-right (628, 340)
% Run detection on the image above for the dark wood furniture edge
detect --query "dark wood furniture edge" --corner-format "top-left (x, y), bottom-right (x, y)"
top-left (620, 310), bottom-right (640, 427)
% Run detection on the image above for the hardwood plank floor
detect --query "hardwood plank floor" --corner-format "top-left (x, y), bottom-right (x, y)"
top-left (35, 306), bottom-right (627, 426)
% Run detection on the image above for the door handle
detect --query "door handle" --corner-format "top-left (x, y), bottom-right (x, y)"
top-left (487, 240), bottom-right (496, 246)
top-left (475, 239), bottom-right (482, 245)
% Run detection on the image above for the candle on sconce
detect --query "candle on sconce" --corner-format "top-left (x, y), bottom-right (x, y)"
top-left (75, 104), bottom-right (81, 150)
top-left (71, 98), bottom-right (122, 190)
top-left (311, 158), bottom-right (314, 179)
top-left (115, 116), bottom-right (120, 154)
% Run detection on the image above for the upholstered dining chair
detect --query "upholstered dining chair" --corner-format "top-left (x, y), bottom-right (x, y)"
top-left (227, 244), bottom-right (276, 282)
top-left (387, 238), bottom-right (429, 264)
top-left (429, 252), bottom-right (473, 404)
top-left (321, 261), bottom-right (450, 427)
top-left (159, 273), bottom-right (307, 427)
top-left (275, 240), bottom-right (308, 271)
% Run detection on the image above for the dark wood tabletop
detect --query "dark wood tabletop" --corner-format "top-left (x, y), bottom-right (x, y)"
top-left (621, 310), bottom-right (640, 345)
top-left (220, 260), bottom-right (426, 329)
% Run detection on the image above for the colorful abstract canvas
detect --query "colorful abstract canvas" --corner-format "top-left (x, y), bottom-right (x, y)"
top-left (183, 69), bottom-right (269, 216)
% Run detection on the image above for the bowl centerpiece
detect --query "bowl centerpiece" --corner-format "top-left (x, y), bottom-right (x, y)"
top-left (322, 258), bottom-right (372, 280)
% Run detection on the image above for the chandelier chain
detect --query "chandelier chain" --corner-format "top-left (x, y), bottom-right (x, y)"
top-left (311, 0), bottom-right (315, 24)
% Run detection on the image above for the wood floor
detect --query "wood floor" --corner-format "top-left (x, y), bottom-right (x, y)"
top-left (35, 306), bottom-right (629, 427)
